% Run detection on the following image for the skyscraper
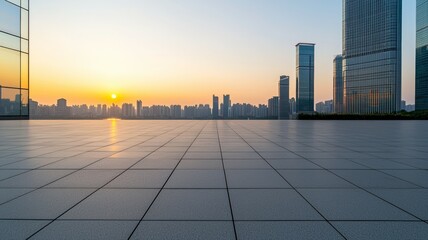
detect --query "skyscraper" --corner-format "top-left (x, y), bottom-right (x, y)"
top-left (333, 55), bottom-right (344, 113)
top-left (268, 97), bottom-right (279, 119)
top-left (279, 76), bottom-right (290, 119)
top-left (296, 43), bottom-right (315, 113)
top-left (223, 95), bottom-right (230, 119)
top-left (136, 100), bottom-right (143, 117)
top-left (212, 95), bottom-right (219, 119)
top-left (343, 0), bottom-right (402, 114)
top-left (0, 0), bottom-right (29, 119)
top-left (416, 0), bottom-right (428, 111)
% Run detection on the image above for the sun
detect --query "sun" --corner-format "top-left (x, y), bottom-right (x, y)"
top-left (111, 94), bottom-right (117, 100)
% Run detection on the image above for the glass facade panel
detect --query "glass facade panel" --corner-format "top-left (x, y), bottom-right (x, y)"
top-left (0, 0), bottom-right (29, 119)
top-left (0, 0), bottom-right (20, 36)
top-left (0, 87), bottom-right (21, 116)
top-left (21, 38), bottom-right (28, 53)
top-left (416, 0), bottom-right (428, 111)
top-left (296, 43), bottom-right (315, 113)
top-left (21, 53), bottom-right (29, 89)
top-left (0, 47), bottom-right (20, 88)
top-left (0, 31), bottom-right (20, 50)
top-left (343, 0), bottom-right (402, 114)
top-left (21, 9), bottom-right (28, 39)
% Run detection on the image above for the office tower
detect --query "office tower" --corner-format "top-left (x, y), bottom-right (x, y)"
top-left (296, 43), bottom-right (315, 113)
top-left (316, 100), bottom-right (334, 114)
top-left (136, 100), bottom-right (143, 117)
top-left (56, 98), bottom-right (68, 117)
top-left (279, 75), bottom-right (290, 119)
top-left (416, 0), bottom-right (428, 110)
top-left (223, 95), bottom-right (230, 119)
top-left (0, 0), bottom-right (29, 119)
top-left (333, 55), bottom-right (344, 113)
top-left (289, 98), bottom-right (296, 114)
top-left (268, 97), bottom-right (279, 119)
top-left (212, 95), bottom-right (219, 119)
top-left (343, 0), bottom-right (402, 114)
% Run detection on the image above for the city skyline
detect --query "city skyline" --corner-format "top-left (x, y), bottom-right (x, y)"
top-left (29, 0), bottom-right (417, 106)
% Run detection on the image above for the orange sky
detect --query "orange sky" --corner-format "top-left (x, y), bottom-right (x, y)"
top-left (29, 0), bottom-right (416, 106)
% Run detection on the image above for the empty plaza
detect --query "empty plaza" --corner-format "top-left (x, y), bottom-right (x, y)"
top-left (0, 120), bottom-right (428, 239)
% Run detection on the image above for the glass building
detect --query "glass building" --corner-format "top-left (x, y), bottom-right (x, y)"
top-left (343, 0), bottom-right (402, 114)
top-left (416, 0), bottom-right (428, 111)
top-left (212, 95), bottom-right (219, 119)
top-left (296, 43), bottom-right (315, 113)
top-left (279, 75), bottom-right (290, 119)
top-left (333, 55), bottom-right (344, 113)
top-left (0, 0), bottom-right (29, 119)
top-left (222, 95), bottom-right (230, 119)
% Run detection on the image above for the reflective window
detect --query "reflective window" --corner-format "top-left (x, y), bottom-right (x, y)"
top-left (0, 47), bottom-right (20, 88)
top-left (21, 53), bottom-right (29, 89)
top-left (21, 9), bottom-right (29, 39)
top-left (0, 0), bottom-right (20, 36)
top-left (21, 89), bottom-right (28, 115)
top-left (21, 38), bottom-right (28, 53)
top-left (0, 31), bottom-right (20, 50)
top-left (0, 87), bottom-right (21, 116)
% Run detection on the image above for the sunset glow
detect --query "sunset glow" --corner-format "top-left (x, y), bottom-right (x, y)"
top-left (29, 0), bottom-right (417, 106)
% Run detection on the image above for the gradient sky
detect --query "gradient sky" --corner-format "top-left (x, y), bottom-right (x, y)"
top-left (30, 0), bottom-right (417, 106)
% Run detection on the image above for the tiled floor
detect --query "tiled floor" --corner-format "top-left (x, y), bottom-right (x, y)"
top-left (0, 120), bottom-right (428, 239)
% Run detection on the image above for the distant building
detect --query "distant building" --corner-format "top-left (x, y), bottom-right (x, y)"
top-left (256, 104), bottom-right (268, 119)
top-left (416, 0), bottom-right (428, 110)
top-left (121, 103), bottom-right (135, 118)
top-left (333, 55), bottom-right (344, 113)
top-left (29, 99), bottom-right (38, 117)
top-left (401, 100), bottom-right (406, 111)
top-left (56, 98), bottom-right (69, 117)
top-left (289, 98), bottom-right (296, 114)
top-left (136, 100), bottom-right (143, 117)
top-left (170, 105), bottom-right (182, 118)
top-left (268, 97), bottom-right (279, 119)
top-left (279, 76), bottom-right (290, 119)
top-left (316, 100), bottom-right (333, 114)
top-left (343, 0), bottom-right (402, 114)
top-left (212, 95), bottom-right (219, 119)
top-left (296, 43), bottom-right (315, 113)
top-left (223, 95), bottom-right (231, 119)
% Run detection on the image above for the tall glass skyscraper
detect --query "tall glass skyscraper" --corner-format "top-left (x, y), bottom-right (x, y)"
top-left (296, 43), bottom-right (315, 113)
top-left (333, 55), bottom-right (344, 113)
top-left (343, 0), bottom-right (402, 114)
top-left (279, 75), bottom-right (290, 119)
top-left (222, 95), bottom-right (230, 119)
top-left (212, 95), bottom-right (219, 119)
top-left (0, 0), bottom-right (29, 119)
top-left (416, 0), bottom-right (428, 111)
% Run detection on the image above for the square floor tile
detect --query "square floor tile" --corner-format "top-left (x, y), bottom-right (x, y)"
top-left (176, 160), bottom-right (223, 170)
top-left (0, 170), bottom-right (73, 188)
top-left (230, 189), bottom-right (323, 220)
top-left (130, 221), bottom-right (235, 240)
top-left (165, 170), bottom-right (226, 188)
top-left (333, 221), bottom-right (428, 240)
top-left (226, 170), bottom-right (290, 188)
top-left (144, 189), bottom-right (232, 220)
top-left (61, 189), bottom-right (158, 220)
top-left (235, 221), bottom-right (344, 240)
top-left (105, 170), bottom-right (171, 188)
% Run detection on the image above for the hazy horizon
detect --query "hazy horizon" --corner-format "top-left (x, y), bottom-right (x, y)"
top-left (30, 0), bottom-right (417, 106)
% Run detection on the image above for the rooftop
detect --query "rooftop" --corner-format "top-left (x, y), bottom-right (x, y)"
top-left (0, 120), bottom-right (428, 239)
